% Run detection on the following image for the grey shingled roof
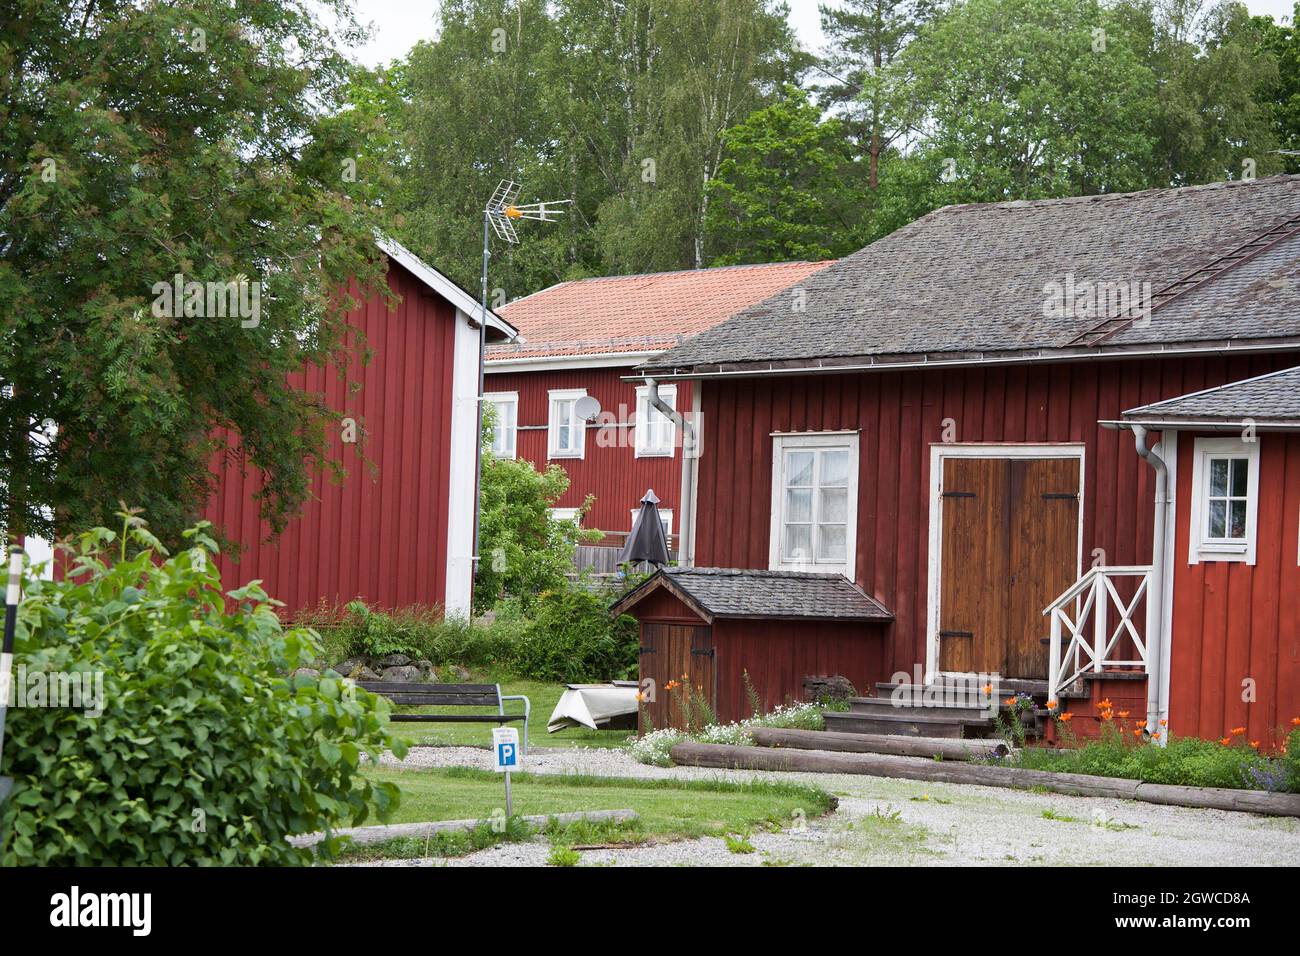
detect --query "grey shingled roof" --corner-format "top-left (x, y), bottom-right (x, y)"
top-left (618, 567), bottom-right (892, 621)
top-left (643, 176), bottom-right (1300, 373)
top-left (1121, 365), bottom-right (1300, 427)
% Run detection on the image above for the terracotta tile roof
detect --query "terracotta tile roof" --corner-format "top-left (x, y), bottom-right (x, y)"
top-left (489, 260), bottom-right (834, 362)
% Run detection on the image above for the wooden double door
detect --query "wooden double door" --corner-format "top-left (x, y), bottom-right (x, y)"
top-left (937, 455), bottom-right (1081, 679)
top-left (638, 623), bottom-right (715, 732)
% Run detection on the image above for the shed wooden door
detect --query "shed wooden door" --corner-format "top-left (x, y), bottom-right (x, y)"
top-left (937, 456), bottom-right (1080, 679)
top-left (638, 623), bottom-right (715, 732)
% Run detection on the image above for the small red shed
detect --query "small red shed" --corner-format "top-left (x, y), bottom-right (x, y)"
top-left (611, 567), bottom-right (893, 730)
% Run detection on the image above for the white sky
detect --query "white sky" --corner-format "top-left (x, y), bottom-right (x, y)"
top-left (349, 0), bottom-right (1296, 68)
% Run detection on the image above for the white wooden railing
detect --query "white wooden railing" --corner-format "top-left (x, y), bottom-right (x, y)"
top-left (1043, 565), bottom-right (1152, 701)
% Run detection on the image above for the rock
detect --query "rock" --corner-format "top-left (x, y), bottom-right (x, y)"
top-left (447, 665), bottom-right (471, 682)
top-left (803, 674), bottom-right (857, 702)
top-left (375, 653), bottom-right (412, 668)
top-left (416, 660), bottom-right (436, 678)
top-left (332, 657), bottom-right (366, 678)
top-left (291, 667), bottom-right (320, 680)
top-left (356, 666), bottom-right (382, 681)
top-left (380, 665), bottom-right (422, 682)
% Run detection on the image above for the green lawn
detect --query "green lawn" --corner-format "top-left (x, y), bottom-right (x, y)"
top-left (380, 676), bottom-right (629, 751)
top-left (364, 765), bottom-right (835, 841)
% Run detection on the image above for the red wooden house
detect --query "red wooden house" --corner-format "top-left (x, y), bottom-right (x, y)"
top-left (630, 175), bottom-right (1300, 740)
top-left (486, 261), bottom-right (832, 562)
top-left (204, 239), bottom-right (517, 619)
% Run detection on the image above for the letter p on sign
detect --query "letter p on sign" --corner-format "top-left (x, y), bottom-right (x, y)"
top-left (492, 727), bottom-right (520, 772)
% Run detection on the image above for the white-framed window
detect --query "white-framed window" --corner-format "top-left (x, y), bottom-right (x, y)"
top-left (547, 388), bottom-right (586, 459)
top-left (769, 432), bottom-right (858, 576)
top-left (634, 385), bottom-right (677, 457)
top-left (630, 508), bottom-right (673, 541)
top-left (484, 391), bottom-right (518, 459)
top-left (1189, 436), bottom-right (1260, 564)
top-left (548, 507), bottom-right (580, 525)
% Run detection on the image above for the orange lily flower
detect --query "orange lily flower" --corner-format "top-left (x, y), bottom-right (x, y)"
top-left (1230, 726), bottom-right (1247, 736)
top-left (1057, 712), bottom-right (1073, 723)
top-left (1220, 737), bottom-right (1232, 746)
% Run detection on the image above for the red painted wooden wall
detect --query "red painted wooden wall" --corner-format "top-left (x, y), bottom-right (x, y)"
top-left (693, 353), bottom-right (1298, 692)
top-left (1168, 431), bottom-right (1300, 746)
top-left (484, 367), bottom-right (692, 544)
top-left (205, 260), bottom-right (458, 617)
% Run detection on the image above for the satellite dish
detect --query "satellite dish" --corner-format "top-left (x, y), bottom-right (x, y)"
top-left (574, 395), bottom-right (602, 422)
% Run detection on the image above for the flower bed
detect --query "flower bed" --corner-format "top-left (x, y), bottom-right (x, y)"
top-left (627, 701), bottom-right (825, 767)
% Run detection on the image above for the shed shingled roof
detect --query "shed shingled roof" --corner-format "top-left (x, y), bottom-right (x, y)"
top-left (1120, 365), bottom-right (1300, 428)
top-left (613, 567), bottom-right (893, 622)
top-left (642, 176), bottom-right (1300, 373)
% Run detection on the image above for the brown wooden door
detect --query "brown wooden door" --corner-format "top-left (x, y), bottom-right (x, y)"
top-left (638, 623), bottom-right (715, 732)
top-left (938, 456), bottom-right (1079, 679)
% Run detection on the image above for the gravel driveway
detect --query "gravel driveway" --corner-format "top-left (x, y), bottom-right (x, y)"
top-left (373, 745), bottom-right (1300, 867)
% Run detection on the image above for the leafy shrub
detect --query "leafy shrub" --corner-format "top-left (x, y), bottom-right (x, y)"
top-left (301, 601), bottom-right (521, 670)
top-left (0, 514), bottom-right (405, 865)
top-left (511, 587), bottom-right (639, 683)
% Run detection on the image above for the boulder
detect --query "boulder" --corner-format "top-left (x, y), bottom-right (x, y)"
top-left (291, 667), bottom-right (320, 680)
top-left (447, 665), bottom-right (472, 682)
top-left (803, 674), bottom-right (857, 702)
top-left (380, 664), bottom-right (422, 682)
top-left (375, 653), bottom-right (413, 669)
top-left (332, 657), bottom-right (367, 678)
top-left (356, 666), bottom-right (382, 681)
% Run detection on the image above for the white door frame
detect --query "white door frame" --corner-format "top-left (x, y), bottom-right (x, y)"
top-left (924, 443), bottom-right (1086, 683)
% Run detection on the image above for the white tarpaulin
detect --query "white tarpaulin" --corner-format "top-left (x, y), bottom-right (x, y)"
top-left (547, 682), bottom-right (640, 732)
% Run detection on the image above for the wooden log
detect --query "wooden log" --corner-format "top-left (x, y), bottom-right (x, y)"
top-left (750, 727), bottom-right (1011, 760)
top-left (290, 808), bottom-right (640, 848)
top-left (669, 742), bottom-right (1300, 816)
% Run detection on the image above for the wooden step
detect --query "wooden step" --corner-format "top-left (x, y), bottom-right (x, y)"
top-left (847, 696), bottom-right (991, 721)
top-left (823, 710), bottom-right (990, 739)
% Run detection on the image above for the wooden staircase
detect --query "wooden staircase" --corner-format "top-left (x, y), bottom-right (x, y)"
top-left (822, 682), bottom-right (1001, 739)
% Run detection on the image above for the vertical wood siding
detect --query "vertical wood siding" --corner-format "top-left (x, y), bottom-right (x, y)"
top-left (205, 262), bottom-right (457, 617)
top-left (694, 354), bottom-right (1297, 690)
top-left (1169, 431), bottom-right (1300, 745)
top-left (484, 367), bottom-right (691, 542)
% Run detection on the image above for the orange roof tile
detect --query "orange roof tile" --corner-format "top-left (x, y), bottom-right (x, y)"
top-left (489, 260), bottom-right (834, 362)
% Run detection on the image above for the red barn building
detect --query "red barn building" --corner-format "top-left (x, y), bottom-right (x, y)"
top-left (486, 261), bottom-right (832, 563)
top-left (631, 176), bottom-right (1300, 740)
top-left (204, 239), bottom-right (517, 618)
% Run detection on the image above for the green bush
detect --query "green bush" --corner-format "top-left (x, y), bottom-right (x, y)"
top-left (0, 514), bottom-right (406, 865)
top-left (512, 586), bottom-right (639, 683)
top-left (305, 586), bottom-right (637, 685)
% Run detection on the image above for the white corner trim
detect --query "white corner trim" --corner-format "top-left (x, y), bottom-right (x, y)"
top-left (924, 443), bottom-right (1086, 683)
top-left (1187, 435), bottom-right (1260, 565)
top-left (767, 431), bottom-right (859, 579)
top-left (444, 308), bottom-right (481, 618)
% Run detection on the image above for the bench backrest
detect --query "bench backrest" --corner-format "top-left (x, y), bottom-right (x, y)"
top-left (355, 681), bottom-right (502, 708)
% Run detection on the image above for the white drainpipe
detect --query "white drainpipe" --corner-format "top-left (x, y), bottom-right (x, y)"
top-left (1132, 425), bottom-right (1169, 741)
top-left (647, 377), bottom-right (696, 566)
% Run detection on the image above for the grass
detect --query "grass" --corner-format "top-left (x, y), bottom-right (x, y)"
top-left (363, 765), bottom-right (836, 846)
top-left (380, 675), bottom-right (629, 751)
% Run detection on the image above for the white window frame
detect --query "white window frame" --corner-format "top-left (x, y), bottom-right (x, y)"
top-left (1188, 436), bottom-right (1260, 565)
top-left (483, 391), bottom-right (518, 460)
top-left (547, 388), bottom-right (587, 460)
top-left (768, 431), bottom-right (859, 578)
top-left (548, 507), bottom-right (580, 525)
top-left (630, 508), bottom-right (673, 540)
top-left (634, 385), bottom-right (677, 458)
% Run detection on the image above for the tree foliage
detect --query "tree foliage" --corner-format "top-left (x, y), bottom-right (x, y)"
top-left (0, 0), bottom-right (389, 546)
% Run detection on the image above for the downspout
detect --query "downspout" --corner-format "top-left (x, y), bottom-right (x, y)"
top-left (1132, 425), bottom-right (1169, 741)
top-left (647, 377), bottom-right (696, 566)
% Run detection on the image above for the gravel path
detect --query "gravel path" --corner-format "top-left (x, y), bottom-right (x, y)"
top-left (370, 745), bottom-right (1300, 867)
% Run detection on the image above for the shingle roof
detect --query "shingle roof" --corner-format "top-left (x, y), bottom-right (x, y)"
top-left (1120, 365), bottom-right (1300, 428)
top-left (613, 566), bottom-right (893, 622)
top-left (643, 176), bottom-right (1300, 373)
top-left (490, 260), bottom-right (834, 361)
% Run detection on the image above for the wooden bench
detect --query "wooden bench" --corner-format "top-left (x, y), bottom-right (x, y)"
top-left (357, 682), bottom-right (531, 754)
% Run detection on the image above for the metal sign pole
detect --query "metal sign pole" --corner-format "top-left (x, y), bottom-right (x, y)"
top-left (0, 546), bottom-right (23, 806)
top-left (504, 770), bottom-right (512, 818)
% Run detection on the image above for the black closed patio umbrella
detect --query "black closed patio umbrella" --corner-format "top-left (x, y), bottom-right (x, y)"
top-left (619, 489), bottom-right (671, 569)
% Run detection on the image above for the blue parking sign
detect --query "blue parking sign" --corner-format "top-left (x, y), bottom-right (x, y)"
top-left (492, 727), bottom-right (521, 772)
